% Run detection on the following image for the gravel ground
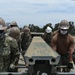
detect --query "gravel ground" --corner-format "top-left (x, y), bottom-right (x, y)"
top-left (18, 54), bottom-right (27, 72)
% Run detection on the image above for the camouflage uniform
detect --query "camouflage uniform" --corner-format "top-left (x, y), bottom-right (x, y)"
top-left (21, 27), bottom-right (32, 55)
top-left (8, 27), bottom-right (21, 51)
top-left (6, 21), bottom-right (18, 37)
top-left (8, 27), bottom-right (21, 72)
top-left (0, 18), bottom-right (19, 72)
top-left (0, 34), bottom-right (19, 72)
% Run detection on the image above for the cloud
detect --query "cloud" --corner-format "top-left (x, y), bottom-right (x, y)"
top-left (0, 0), bottom-right (75, 28)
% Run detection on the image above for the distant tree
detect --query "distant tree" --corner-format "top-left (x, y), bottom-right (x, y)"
top-left (34, 26), bottom-right (40, 32)
top-left (69, 21), bottom-right (74, 34)
top-left (29, 24), bottom-right (34, 32)
top-left (53, 23), bottom-right (59, 31)
top-left (39, 28), bottom-right (43, 32)
top-left (29, 24), bottom-right (41, 32)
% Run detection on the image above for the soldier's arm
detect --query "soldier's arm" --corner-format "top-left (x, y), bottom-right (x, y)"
top-left (10, 39), bottom-right (20, 65)
top-left (51, 36), bottom-right (57, 51)
top-left (69, 37), bottom-right (74, 62)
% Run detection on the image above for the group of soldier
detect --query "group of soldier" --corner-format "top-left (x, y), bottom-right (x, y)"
top-left (0, 17), bottom-right (32, 72)
top-left (0, 17), bottom-right (74, 72)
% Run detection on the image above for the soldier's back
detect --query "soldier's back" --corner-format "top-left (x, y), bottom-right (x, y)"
top-left (0, 35), bottom-right (19, 72)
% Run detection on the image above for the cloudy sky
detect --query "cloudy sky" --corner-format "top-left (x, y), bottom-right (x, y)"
top-left (0, 0), bottom-right (75, 28)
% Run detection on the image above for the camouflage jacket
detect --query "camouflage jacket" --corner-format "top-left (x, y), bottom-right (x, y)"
top-left (0, 34), bottom-right (19, 72)
top-left (21, 32), bottom-right (32, 51)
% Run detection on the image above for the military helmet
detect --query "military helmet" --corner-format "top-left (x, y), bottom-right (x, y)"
top-left (0, 17), bottom-right (7, 30)
top-left (10, 21), bottom-right (18, 27)
top-left (59, 20), bottom-right (70, 30)
top-left (9, 27), bottom-right (20, 38)
top-left (45, 26), bottom-right (51, 33)
top-left (23, 27), bottom-right (30, 33)
top-left (23, 25), bottom-right (29, 29)
top-left (0, 17), bottom-right (5, 26)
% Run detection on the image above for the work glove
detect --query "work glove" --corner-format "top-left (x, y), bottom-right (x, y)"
top-left (10, 64), bottom-right (15, 69)
top-left (8, 64), bottom-right (16, 72)
top-left (67, 61), bottom-right (74, 69)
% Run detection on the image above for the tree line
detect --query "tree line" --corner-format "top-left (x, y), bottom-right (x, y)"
top-left (24, 21), bottom-right (74, 35)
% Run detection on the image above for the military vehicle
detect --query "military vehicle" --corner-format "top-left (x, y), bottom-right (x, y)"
top-left (0, 36), bottom-right (75, 75)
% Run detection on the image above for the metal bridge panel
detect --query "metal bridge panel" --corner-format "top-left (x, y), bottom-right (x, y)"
top-left (25, 36), bottom-right (60, 65)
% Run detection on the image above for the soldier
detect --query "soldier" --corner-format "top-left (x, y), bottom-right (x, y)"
top-left (0, 18), bottom-right (19, 72)
top-left (6, 21), bottom-right (19, 35)
top-left (10, 21), bottom-right (18, 27)
top-left (21, 27), bottom-right (32, 55)
top-left (8, 27), bottom-right (21, 72)
top-left (23, 25), bottom-right (29, 29)
top-left (7, 21), bottom-right (21, 49)
top-left (43, 26), bottom-right (52, 46)
top-left (51, 20), bottom-right (74, 72)
top-left (8, 27), bottom-right (21, 50)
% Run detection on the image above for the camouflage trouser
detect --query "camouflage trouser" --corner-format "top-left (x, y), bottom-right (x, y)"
top-left (0, 55), bottom-right (10, 72)
top-left (57, 54), bottom-right (70, 72)
top-left (0, 62), bottom-right (6, 72)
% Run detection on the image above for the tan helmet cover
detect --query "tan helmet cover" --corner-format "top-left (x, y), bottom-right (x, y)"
top-left (59, 20), bottom-right (70, 30)
top-left (9, 27), bottom-right (20, 38)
